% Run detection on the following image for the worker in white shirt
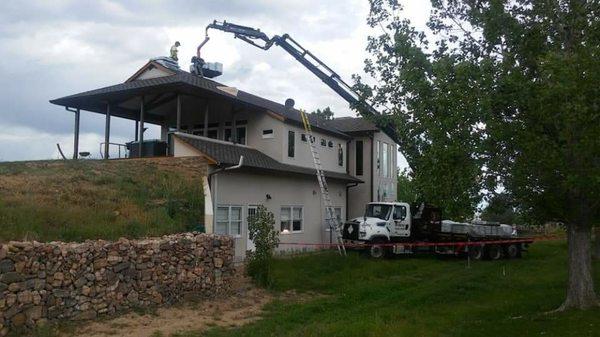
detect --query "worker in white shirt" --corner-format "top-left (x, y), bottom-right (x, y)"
top-left (170, 41), bottom-right (181, 61)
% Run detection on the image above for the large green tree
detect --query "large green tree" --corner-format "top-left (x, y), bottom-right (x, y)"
top-left (354, 3), bottom-right (485, 220)
top-left (359, 0), bottom-right (599, 309)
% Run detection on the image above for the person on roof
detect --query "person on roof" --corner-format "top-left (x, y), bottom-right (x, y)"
top-left (170, 41), bottom-right (181, 61)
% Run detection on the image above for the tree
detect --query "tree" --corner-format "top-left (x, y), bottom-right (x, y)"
top-left (246, 205), bottom-right (280, 287)
top-left (310, 107), bottom-right (335, 121)
top-left (480, 193), bottom-right (523, 226)
top-left (396, 168), bottom-right (419, 204)
top-left (354, 2), bottom-right (485, 221)
top-left (360, 0), bottom-right (599, 310)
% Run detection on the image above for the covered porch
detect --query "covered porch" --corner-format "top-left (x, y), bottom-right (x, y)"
top-left (50, 72), bottom-right (267, 160)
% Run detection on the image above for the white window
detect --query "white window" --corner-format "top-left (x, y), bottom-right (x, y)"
top-left (388, 143), bottom-right (393, 178)
top-left (262, 129), bottom-right (274, 139)
top-left (281, 206), bottom-right (303, 233)
top-left (216, 206), bottom-right (242, 236)
top-left (376, 140), bottom-right (381, 173)
top-left (382, 142), bottom-right (389, 178)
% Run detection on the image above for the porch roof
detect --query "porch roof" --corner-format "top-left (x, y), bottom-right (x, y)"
top-left (50, 71), bottom-right (350, 139)
top-left (174, 132), bottom-right (362, 183)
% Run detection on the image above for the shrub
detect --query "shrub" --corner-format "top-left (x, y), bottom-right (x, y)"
top-left (246, 205), bottom-right (279, 287)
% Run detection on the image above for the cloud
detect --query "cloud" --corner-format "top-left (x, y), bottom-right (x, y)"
top-left (0, 0), bottom-right (427, 168)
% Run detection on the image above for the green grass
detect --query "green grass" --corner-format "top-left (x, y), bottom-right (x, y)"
top-left (193, 241), bottom-right (599, 337)
top-left (0, 159), bottom-right (204, 242)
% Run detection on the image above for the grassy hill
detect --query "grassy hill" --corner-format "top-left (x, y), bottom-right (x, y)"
top-left (0, 159), bottom-right (204, 242)
top-left (186, 241), bottom-right (598, 337)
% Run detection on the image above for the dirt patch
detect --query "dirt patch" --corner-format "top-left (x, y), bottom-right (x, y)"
top-left (65, 276), bottom-right (276, 337)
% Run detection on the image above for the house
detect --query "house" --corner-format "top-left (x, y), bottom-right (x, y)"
top-left (50, 56), bottom-right (398, 258)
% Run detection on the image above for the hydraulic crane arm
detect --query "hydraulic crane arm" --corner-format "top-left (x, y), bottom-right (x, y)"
top-left (201, 20), bottom-right (400, 145)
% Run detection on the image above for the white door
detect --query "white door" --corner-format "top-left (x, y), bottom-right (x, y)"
top-left (391, 205), bottom-right (410, 237)
top-left (246, 206), bottom-right (257, 252)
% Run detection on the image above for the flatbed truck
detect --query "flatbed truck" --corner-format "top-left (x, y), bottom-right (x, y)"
top-left (342, 202), bottom-right (534, 259)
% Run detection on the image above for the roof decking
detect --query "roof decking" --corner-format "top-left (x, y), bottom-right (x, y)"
top-left (174, 132), bottom-right (361, 183)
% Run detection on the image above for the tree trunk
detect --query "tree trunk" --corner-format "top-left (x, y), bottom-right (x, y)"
top-left (593, 227), bottom-right (600, 260)
top-left (558, 224), bottom-right (599, 310)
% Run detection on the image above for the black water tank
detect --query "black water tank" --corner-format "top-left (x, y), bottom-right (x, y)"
top-left (126, 140), bottom-right (168, 158)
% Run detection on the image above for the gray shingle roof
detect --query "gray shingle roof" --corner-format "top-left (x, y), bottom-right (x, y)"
top-left (50, 70), bottom-right (349, 139)
top-left (174, 133), bottom-right (361, 183)
top-left (325, 117), bottom-right (379, 133)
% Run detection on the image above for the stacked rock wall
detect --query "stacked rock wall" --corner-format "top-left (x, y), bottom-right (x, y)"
top-left (0, 233), bottom-right (234, 335)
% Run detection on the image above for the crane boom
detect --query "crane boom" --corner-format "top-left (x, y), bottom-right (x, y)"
top-left (201, 20), bottom-right (400, 145)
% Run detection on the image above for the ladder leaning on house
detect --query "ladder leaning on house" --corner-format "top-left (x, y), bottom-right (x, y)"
top-left (300, 110), bottom-right (347, 256)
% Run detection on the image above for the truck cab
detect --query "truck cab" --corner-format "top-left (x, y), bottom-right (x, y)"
top-left (343, 202), bottom-right (413, 244)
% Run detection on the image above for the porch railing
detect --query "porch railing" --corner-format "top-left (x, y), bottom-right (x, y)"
top-left (99, 142), bottom-right (128, 159)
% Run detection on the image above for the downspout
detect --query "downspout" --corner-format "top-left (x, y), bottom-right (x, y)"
top-left (207, 156), bottom-right (245, 233)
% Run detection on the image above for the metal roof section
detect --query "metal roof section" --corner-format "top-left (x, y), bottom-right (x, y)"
top-left (173, 132), bottom-right (362, 183)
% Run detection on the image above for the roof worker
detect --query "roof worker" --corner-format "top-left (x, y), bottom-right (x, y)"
top-left (170, 41), bottom-right (181, 61)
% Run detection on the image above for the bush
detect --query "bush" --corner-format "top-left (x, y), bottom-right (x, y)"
top-left (246, 205), bottom-right (279, 287)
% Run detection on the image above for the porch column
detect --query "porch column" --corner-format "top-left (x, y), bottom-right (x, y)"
top-left (203, 102), bottom-right (209, 137)
top-left (138, 97), bottom-right (145, 158)
top-left (176, 94), bottom-right (182, 132)
top-left (232, 112), bottom-right (237, 144)
top-left (73, 108), bottom-right (80, 159)
top-left (104, 104), bottom-right (110, 160)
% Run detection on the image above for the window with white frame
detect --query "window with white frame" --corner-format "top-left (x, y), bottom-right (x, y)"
top-left (262, 129), bottom-right (274, 139)
top-left (280, 206), bottom-right (303, 233)
top-left (216, 206), bottom-right (242, 236)
top-left (382, 142), bottom-right (389, 178)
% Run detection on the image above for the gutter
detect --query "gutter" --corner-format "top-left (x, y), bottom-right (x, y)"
top-left (207, 156), bottom-right (244, 234)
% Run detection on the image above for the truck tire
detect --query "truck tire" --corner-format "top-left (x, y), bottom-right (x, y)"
top-left (368, 239), bottom-right (387, 259)
top-left (505, 244), bottom-right (520, 259)
top-left (468, 245), bottom-right (484, 260)
top-left (485, 244), bottom-right (503, 260)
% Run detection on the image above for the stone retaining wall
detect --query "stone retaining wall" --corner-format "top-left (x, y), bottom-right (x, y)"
top-left (0, 233), bottom-right (234, 335)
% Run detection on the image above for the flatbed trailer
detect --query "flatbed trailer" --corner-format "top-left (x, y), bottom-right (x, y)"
top-left (342, 202), bottom-right (535, 259)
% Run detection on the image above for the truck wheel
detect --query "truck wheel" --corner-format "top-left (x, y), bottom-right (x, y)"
top-left (468, 245), bottom-right (483, 260)
top-left (368, 240), bottom-right (387, 259)
top-left (486, 244), bottom-right (503, 260)
top-left (505, 244), bottom-right (520, 259)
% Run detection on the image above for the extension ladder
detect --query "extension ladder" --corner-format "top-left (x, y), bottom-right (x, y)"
top-left (300, 111), bottom-right (347, 256)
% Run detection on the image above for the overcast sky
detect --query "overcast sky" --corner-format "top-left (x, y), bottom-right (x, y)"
top-left (0, 0), bottom-right (430, 165)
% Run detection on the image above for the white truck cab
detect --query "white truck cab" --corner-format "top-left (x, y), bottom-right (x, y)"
top-left (344, 202), bottom-right (412, 243)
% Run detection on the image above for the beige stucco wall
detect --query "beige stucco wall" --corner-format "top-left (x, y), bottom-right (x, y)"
top-left (347, 135), bottom-right (373, 219)
top-left (245, 112), bottom-right (285, 162)
top-left (135, 67), bottom-right (172, 80)
top-left (345, 131), bottom-right (398, 219)
top-left (172, 137), bottom-right (207, 157)
top-left (212, 170), bottom-right (347, 259)
top-left (281, 123), bottom-right (347, 174)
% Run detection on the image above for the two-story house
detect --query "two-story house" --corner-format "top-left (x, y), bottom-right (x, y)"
top-left (50, 57), bottom-right (398, 258)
